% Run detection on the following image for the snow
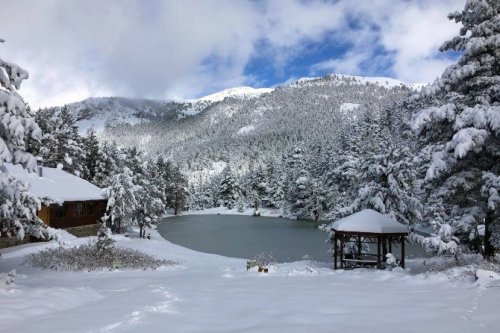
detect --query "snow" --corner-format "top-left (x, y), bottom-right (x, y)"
top-left (237, 125), bottom-right (255, 135)
top-left (292, 74), bottom-right (426, 91)
top-left (330, 209), bottom-right (408, 234)
top-left (63, 97), bottom-right (155, 134)
top-left (188, 160), bottom-right (228, 184)
top-left (1, 227), bottom-right (499, 332)
top-left (198, 86), bottom-right (274, 103)
top-left (334, 74), bottom-right (426, 90)
top-left (173, 206), bottom-right (285, 218)
top-left (5, 163), bottom-right (104, 202)
top-left (339, 102), bottom-right (360, 113)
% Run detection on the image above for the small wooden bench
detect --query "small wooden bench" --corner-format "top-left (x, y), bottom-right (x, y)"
top-left (341, 258), bottom-right (380, 269)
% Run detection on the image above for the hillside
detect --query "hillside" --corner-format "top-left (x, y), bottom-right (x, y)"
top-left (47, 74), bottom-right (422, 180)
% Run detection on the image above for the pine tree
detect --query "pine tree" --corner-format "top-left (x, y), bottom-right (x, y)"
top-left (0, 49), bottom-right (48, 239)
top-left (103, 167), bottom-right (139, 233)
top-left (134, 160), bottom-right (166, 232)
top-left (218, 165), bottom-right (239, 209)
top-left (411, 0), bottom-right (500, 257)
top-left (82, 128), bottom-right (100, 181)
top-left (35, 106), bottom-right (86, 176)
top-left (171, 167), bottom-right (189, 215)
top-left (343, 146), bottom-right (422, 226)
top-left (93, 141), bottom-right (120, 188)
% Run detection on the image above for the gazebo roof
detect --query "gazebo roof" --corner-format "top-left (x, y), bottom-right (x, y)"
top-left (331, 209), bottom-right (408, 234)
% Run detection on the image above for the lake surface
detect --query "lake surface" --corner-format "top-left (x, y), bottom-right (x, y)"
top-left (158, 214), bottom-right (426, 263)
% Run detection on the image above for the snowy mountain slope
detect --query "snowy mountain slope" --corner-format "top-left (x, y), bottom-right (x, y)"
top-left (50, 87), bottom-right (274, 132)
top-left (46, 97), bottom-right (178, 133)
top-left (43, 73), bottom-right (420, 176)
top-left (291, 74), bottom-right (426, 90)
top-left (197, 86), bottom-right (274, 103)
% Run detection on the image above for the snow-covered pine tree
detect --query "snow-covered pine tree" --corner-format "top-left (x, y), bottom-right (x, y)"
top-left (290, 168), bottom-right (312, 219)
top-left (33, 106), bottom-right (86, 176)
top-left (0, 49), bottom-right (48, 239)
top-left (82, 128), bottom-right (100, 181)
top-left (103, 167), bottom-right (139, 233)
top-left (411, 0), bottom-right (499, 258)
top-left (93, 141), bottom-right (120, 188)
top-left (171, 167), bottom-right (189, 215)
top-left (342, 146), bottom-right (422, 225)
top-left (134, 160), bottom-right (166, 230)
top-left (218, 165), bottom-right (239, 209)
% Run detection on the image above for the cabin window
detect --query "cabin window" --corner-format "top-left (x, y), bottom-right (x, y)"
top-left (74, 203), bottom-right (84, 216)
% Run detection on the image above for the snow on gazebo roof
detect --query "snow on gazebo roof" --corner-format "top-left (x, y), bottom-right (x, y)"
top-left (331, 209), bottom-right (408, 234)
top-left (5, 163), bottom-right (105, 202)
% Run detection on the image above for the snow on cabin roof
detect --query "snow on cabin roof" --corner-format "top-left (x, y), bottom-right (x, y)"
top-left (331, 209), bottom-right (408, 234)
top-left (5, 163), bottom-right (105, 202)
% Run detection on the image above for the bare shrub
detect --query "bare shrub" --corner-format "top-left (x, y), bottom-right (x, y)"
top-left (24, 242), bottom-right (177, 271)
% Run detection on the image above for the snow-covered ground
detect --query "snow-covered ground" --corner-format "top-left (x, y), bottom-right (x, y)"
top-left (172, 206), bottom-right (285, 218)
top-left (1, 229), bottom-right (499, 333)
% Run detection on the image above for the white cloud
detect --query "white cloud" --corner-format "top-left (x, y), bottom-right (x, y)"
top-left (0, 0), bottom-right (466, 108)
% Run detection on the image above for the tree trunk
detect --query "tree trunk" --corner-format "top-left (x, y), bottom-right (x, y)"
top-left (484, 210), bottom-right (495, 259)
top-left (174, 191), bottom-right (179, 216)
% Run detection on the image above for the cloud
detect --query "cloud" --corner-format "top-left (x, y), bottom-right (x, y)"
top-left (0, 0), bottom-right (466, 108)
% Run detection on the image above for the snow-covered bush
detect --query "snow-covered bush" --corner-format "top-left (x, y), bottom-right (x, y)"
top-left (0, 269), bottom-right (15, 287)
top-left (253, 252), bottom-right (277, 269)
top-left (24, 243), bottom-right (177, 271)
top-left (96, 222), bottom-right (115, 251)
top-left (385, 253), bottom-right (398, 269)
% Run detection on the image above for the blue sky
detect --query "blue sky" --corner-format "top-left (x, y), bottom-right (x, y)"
top-left (0, 0), bottom-right (464, 108)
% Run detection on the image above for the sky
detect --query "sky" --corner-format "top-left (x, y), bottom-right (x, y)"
top-left (0, 0), bottom-right (465, 109)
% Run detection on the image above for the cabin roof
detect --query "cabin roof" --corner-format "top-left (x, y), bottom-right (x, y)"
top-left (331, 209), bottom-right (408, 234)
top-left (5, 163), bottom-right (105, 202)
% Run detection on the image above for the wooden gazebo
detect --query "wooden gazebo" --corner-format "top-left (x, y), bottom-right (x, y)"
top-left (329, 209), bottom-right (409, 269)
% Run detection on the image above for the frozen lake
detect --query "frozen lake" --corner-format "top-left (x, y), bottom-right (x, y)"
top-left (158, 215), bottom-right (426, 263)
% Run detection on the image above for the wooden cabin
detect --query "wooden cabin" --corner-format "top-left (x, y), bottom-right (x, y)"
top-left (327, 209), bottom-right (409, 269)
top-left (6, 163), bottom-right (107, 229)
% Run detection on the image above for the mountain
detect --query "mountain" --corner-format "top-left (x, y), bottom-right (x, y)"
top-left (46, 74), bottom-right (423, 179)
top-left (53, 86), bottom-right (275, 134)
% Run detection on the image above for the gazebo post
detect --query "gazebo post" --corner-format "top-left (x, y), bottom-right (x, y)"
top-left (340, 233), bottom-right (344, 269)
top-left (333, 233), bottom-right (338, 270)
top-left (357, 234), bottom-right (361, 259)
top-left (388, 236), bottom-right (392, 254)
top-left (401, 236), bottom-right (405, 269)
top-left (377, 235), bottom-right (381, 268)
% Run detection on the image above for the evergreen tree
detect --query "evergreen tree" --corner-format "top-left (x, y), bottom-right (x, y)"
top-left (93, 141), bottom-right (120, 188)
top-left (411, 0), bottom-right (500, 257)
top-left (343, 146), bottom-right (422, 226)
top-left (218, 165), bottom-right (239, 209)
top-left (82, 128), bottom-right (100, 181)
top-left (34, 106), bottom-right (86, 176)
top-left (0, 50), bottom-right (49, 239)
top-left (103, 167), bottom-right (139, 233)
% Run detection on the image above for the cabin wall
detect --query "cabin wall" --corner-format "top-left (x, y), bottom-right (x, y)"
top-left (37, 206), bottom-right (51, 226)
top-left (44, 200), bottom-right (107, 229)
